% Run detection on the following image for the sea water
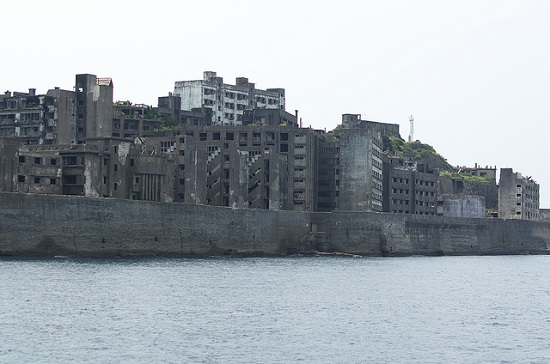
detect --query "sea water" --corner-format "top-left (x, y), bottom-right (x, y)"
top-left (1, 255), bottom-right (549, 363)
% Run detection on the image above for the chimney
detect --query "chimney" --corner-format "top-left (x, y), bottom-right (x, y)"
top-left (29, 88), bottom-right (36, 96)
top-left (4, 90), bottom-right (11, 96)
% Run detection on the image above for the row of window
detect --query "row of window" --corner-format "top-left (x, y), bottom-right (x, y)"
top-left (416, 190), bottom-right (435, 197)
top-left (17, 175), bottom-right (57, 185)
top-left (416, 179), bottom-right (436, 187)
top-left (392, 199), bottom-right (410, 205)
top-left (392, 177), bottom-right (410, 184)
top-left (392, 188), bottom-right (410, 194)
top-left (19, 156), bottom-right (58, 166)
top-left (415, 201), bottom-right (435, 207)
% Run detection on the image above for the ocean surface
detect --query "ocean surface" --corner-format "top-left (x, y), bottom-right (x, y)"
top-left (1, 255), bottom-right (549, 363)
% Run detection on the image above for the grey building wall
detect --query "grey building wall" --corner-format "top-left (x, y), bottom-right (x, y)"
top-left (337, 125), bottom-right (383, 211)
top-left (382, 156), bottom-right (438, 215)
top-left (0, 90), bottom-right (57, 145)
top-left (438, 176), bottom-right (498, 213)
top-left (75, 74), bottom-right (114, 143)
top-left (499, 168), bottom-right (540, 220)
top-left (0, 139), bottom-right (18, 192)
top-left (0, 192), bottom-right (548, 258)
top-left (147, 125), bottom-right (321, 211)
top-left (0, 139), bottom-right (174, 202)
top-left (437, 194), bottom-right (485, 218)
top-left (46, 88), bottom-right (77, 144)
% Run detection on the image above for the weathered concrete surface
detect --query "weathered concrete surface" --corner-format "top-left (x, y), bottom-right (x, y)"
top-left (0, 192), bottom-right (549, 257)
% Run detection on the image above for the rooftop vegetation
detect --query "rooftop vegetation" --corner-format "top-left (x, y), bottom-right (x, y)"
top-left (383, 135), bottom-right (452, 171)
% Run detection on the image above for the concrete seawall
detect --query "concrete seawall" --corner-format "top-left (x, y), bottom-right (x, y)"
top-left (1, 192), bottom-right (549, 257)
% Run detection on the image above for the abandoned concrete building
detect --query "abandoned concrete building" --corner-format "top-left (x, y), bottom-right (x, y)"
top-left (0, 89), bottom-right (60, 145)
top-left (498, 168), bottom-right (540, 220)
top-left (437, 167), bottom-right (499, 218)
top-left (0, 72), bottom-right (543, 220)
top-left (0, 74), bottom-right (113, 146)
top-left (112, 101), bottom-right (162, 139)
top-left (382, 155), bottom-right (438, 215)
top-left (2, 138), bottom-right (174, 202)
top-left (174, 71), bottom-right (289, 126)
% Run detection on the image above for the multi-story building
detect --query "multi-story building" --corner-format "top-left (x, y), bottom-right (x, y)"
top-left (316, 140), bottom-right (340, 212)
top-left (1, 138), bottom-right (175, 202)
top-left (0, 89), bottom-right (58, 145)
top-left (0, 74), bottom-right (113, 146)
top-left (438, 167), bottom-right (499, 217)
top-left (336, 119), bottom-right (386, 212)
top-left (382, 156), bottom-right (438, 215)
top-left (0, 138), bottom-right (19, 192)
top-left (112, 101), bottom-right (162, 139)
top-left (4, 72), bottom-right (543, 220)
top-left (74, 74), bottom-right (113, 144)
top-left (459, 164), bottom-right (497, 183)
top-left (498, 168), bottom-right (540, 220)
top-left (174, 71), bottom-right (286, 126)
top-left (144, 124), bottom-right (321, 211)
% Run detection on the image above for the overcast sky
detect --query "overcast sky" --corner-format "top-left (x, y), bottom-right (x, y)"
top-left (2, 0), bottom-right (550, 206)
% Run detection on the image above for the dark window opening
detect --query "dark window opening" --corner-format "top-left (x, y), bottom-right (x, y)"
top-left (64, 175), bottom-right (77, 184)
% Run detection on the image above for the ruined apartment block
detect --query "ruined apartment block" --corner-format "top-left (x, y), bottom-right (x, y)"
top-left (75, 74), bottom-right (113, 144)
top-left (499, 168), bottom-right (540, 220)
top-left (0, 89), bottom-right (57, 145)
top-left (174, 71), bottom-right (287, 126)
top-left (146, 125), bottom-right (319, 211)
top-left (112, 101), bottom-right (162, 139)
top-left (0, 74), bottom-right (113, 147)
top-left (336, 119), bottom-right (385, 212)
top-left (382, 156), bottom-right (438, 215)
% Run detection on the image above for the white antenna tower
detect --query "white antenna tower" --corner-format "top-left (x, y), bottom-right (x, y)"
top-left (408, 115), bottom-right (414, 142)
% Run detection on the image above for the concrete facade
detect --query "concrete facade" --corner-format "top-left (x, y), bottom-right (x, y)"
top-left (0, 89), bottom-right (57, 145)
top-left (383, 156), bottom-right (438, 215)
top-left (0, 74), bottom-right (113, 146)
top-left (112, 101), bottom-right (162, 139)
top-left (436, 194), bottom-right (485, 218)
top-left (0, 138), bottom-right (175, 202)
top-left (144, 125), bottom-right (321, 211)
top-left (174, 71), bottom-right (286, 126)
top-left (499, 168), bottom-right (540, 220)
top-left (337, 123), bottom-right (384, 211)
top-left (438, 175), bottom-right (498, 217)
top-left (75, 74), bottom-right (114, 143)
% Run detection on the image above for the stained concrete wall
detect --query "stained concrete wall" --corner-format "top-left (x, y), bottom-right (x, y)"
top-left (0, 192), bottom-right (310, 257)
top-left (0, 192), bottom-right (548, 257)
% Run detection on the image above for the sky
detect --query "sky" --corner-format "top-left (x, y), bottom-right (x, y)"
top-left (2, 0), bottom-right (550, 206)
